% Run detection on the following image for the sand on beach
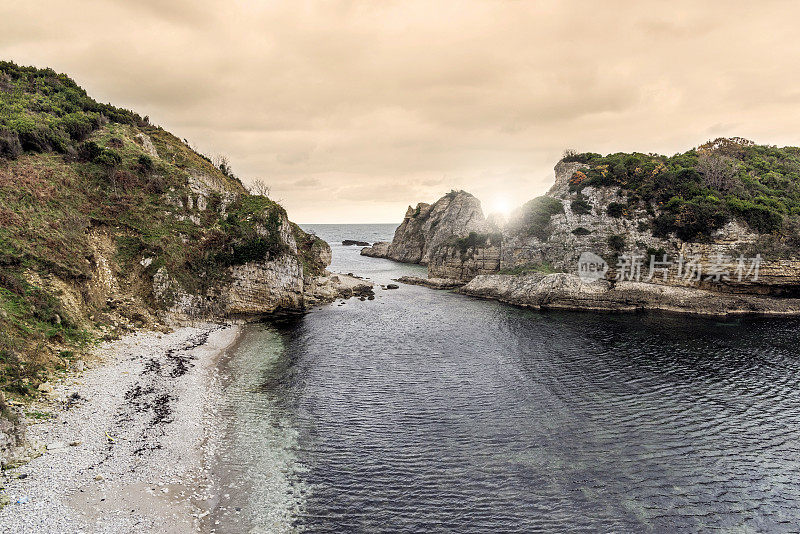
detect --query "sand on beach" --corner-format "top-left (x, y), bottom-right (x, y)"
top-left (0, 323), bottom-right (241, 533)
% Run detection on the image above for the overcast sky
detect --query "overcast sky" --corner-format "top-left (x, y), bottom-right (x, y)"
top-left (2, 1), bottom-right (800, 222)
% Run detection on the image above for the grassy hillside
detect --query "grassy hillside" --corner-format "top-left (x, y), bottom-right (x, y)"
top-left (562, 138), bottom-right (800, 243)
top-left (0, 61), bottom-right (324, 401)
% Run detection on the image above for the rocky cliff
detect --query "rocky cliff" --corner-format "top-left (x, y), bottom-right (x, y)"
top-left (0, 62), bottom-right (369, 466)
top-left (371, 139), bottom-right (800, 315)
top-left (360, 190), bottom-right (490, 265)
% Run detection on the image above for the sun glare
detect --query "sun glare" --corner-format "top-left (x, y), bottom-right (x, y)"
top-left (490, 195), bottom-right (512, 217)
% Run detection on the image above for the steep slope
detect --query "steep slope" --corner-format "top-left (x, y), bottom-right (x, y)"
top-left (0, 61), bottom-right (343, 412)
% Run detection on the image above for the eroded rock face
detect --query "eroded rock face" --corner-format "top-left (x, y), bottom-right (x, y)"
top-left (152, 211), bottom-right (351, 320)
top-left (360, 191), bottom-right (489, 265)
top-left (0, 399), bottom-right (26, 468)
top-left (427, 242), bottom-right (501, 280)
top-left (428, 162), bottom-right (800, 294)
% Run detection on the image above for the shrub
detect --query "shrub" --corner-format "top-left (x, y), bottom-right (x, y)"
top-left (607, 234), bottom-right (625, 252)
top-left (453, 232), bottom-right (502, 255)
top-left (561, 151), bottom-right (601, 164)
top-left (607, 202), bottom-right (626, 218)
top-left (671, 199), bottom-right (730, 241)
top-left (726, 197), bottom-right (783, 233)
top-left (60, 112), bottom-right (94, 141)
top-left (572, 227), bottom-right (592, 236)
top-left (95, 149), bottom-right (121, 168)
top-left (137, 154), bottom-right (154, 173)
top-left (77, 141), bottom-right (103, 162)
top-left (0, 128), bottom-right (22, 159)
top-left (570, 197), bottom-right (592, 215)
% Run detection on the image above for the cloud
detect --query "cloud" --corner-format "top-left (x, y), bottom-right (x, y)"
top-left (2, 0), bottom-right (800, 222)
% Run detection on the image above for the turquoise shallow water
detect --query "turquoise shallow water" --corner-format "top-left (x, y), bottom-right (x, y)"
top-left (211, 224), bottom-right (800, 533)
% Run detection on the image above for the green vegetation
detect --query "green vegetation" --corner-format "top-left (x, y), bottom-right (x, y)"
top-left (0, 61), bottom-right (321, 400)
top-left (607, 234), bottom-right (626, 252)
top-left (606, 202), bottom-right (626, 218)
top-left (519, 196), bottom-right (564, 240)
top-left (453, 232), bottom-right (502, 257)
top-left (565, 137), bottom-right (800, 241)
top-left (291, 223), bottom-right (329, 277)
top-left (0, 61), bottom-right (146, 158)
top-left (570, 195), bottom-right (592, 215)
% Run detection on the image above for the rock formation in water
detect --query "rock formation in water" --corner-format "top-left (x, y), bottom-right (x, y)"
top-left (375, 138), bottom-right (800, 315)
top-left (360, 190), bottom-right (491, 265)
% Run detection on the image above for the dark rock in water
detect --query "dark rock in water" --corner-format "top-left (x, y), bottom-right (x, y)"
top-left (396, 276), bottom-right (465, 290)
top-left (386, 284), bottom-right (400, 290)
top-left (367, 295), bottom-right (375, 300)
top-left (342, 240), bottom-right (370, 247)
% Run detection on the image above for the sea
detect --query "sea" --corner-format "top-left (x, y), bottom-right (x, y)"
top-left (207, 223), bottom-right (800, 533)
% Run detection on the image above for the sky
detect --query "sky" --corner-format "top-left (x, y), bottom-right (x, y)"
top-left (2, 1), bottom-right (800, 223)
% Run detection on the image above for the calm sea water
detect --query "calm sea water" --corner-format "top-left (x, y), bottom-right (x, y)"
top-left (209, 224), bottom-right (800, 533)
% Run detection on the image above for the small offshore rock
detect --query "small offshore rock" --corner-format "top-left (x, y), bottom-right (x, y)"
top-left (342, 240), bottom-right (370, 246)
top-left (386, 284), bottom-right (400, 290)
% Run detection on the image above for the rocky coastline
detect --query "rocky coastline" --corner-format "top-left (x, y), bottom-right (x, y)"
top-left (459, 273), bottom-right (800, 317)
top-left (362, 143), bottom-right (800, 317)
top-left (0, 263), bottom-right (373, 529)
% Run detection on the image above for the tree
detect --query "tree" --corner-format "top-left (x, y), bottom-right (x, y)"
top-left (697, 154), bottom-right (737, 191)
top-left (213, 154), bottom-right (235, 178)
top-left (250, 179), bottom-right (271, 197)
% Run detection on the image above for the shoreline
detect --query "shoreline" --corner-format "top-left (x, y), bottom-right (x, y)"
top-left (457, 273), bottom-right (800, 318)
top-left (0, 322), bottom-right (242, 533)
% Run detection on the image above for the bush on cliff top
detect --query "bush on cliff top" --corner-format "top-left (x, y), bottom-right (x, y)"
top-left (563, 137), bottom-right (799, 240)
top-left (0, 61), bottom-right (146, 159)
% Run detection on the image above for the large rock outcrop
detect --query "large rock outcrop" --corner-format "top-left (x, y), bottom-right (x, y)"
top-left (426, 160), bottom-right (800, 298)
top-left (372, 142), bottom-right (800, 315)
top-left (360, 190), bottom-right (490, 265)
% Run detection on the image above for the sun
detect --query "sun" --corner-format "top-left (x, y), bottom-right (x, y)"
top-left (490, 195), bottom-right (512, 217)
